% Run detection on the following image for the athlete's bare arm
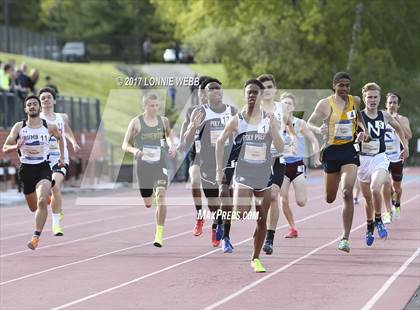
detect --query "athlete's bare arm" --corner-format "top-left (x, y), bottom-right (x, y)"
top-left (49, 123), bottom-right (65, 165)
top-left (384, 112), bottom-right (409, 160)
top-left (215, 115), bottom-right (238, 183)
top-left (163, 116), bottom-right (176, 159)
top-left (62, 113), bottom-right (81, 153)
top-left (2, 122), bottom-right (23, 153)
top-left (184, 108), bottom-right (203, 146)
top-left (307, 98), bottom-right (330, 135)
top-left (354, 96), bottom-right (370, 139)
top-left (300, 119), bottom-right (321, 166)
top-left (398, 115), bottom-right (412, 140)
top-left (122, 117), bottom-right (142, 159)
top-left (269, 114), bottom-right (284, 154)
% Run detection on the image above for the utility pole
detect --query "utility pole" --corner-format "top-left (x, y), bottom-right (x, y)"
top-left (3, 0), bottom-right (10, 52)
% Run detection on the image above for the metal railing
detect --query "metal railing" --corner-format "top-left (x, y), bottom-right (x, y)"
top-left (0, 92), bottom-right (100, 132)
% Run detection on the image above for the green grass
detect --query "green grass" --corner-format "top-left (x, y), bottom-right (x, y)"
top-left (188, 64), bottom-right (229, 87)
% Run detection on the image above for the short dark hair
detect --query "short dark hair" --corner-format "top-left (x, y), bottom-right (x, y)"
top-left (333, 72), bottom-right (351, 83)
top-left (386, 92), bottom-right (402, 104)
top-left (198, 75), bottom-right (211, 86)
top-left (24, 95), bottom-right (41, 106)
top-left (202, 77), bottom-right (222, 89)
top-left (257, 74), bottom-right (276, 85)
top-left (39, 87), bottom-right (57, 100)
top-left (243, 79), bottom-right (265, 90)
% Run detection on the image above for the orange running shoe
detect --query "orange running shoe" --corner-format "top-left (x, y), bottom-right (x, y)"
top-left (27, 236), bottom-right (39, 250)
top-left (193, 219), bottom-right (204, 236)
top-left (211, 229), bottom-right (220, 247)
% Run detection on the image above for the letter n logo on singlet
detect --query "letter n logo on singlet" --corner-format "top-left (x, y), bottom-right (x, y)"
top-left (367, 121), bottom-right (384, 137)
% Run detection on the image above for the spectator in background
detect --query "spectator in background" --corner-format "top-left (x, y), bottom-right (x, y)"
top-left (45, 76), bottom-right (59, 95)
top-left (143, 37), bottom-right (152, 64)
top-left (168, 85), bottom-right (176, 108)
top-left (29, 69), bottom-right (40, 93)
top-left (174, 41), bottom-right (180, 63)
top-left (0, 64), bottom-right (13, 92)
top-left (15, 63), bottom-right (32, 99)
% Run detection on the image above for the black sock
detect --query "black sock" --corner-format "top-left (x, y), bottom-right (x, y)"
top-left (367, 220), bottom-right (374, 233)
top-left (394, 201), bottom-right (400, 208)
top-left (212, 214), bottom-right (217, 229)
top-left (217, 214), bottom-right (223, 225)
top-left (375, 213), bottom-right (382, 223)
top-left (34, 231), bottom-right (41, 237)
top-left (195, 204), bottom-right (202, 213)
top-left (223, 223), bottom-right (231, 238)
top-left (266, 229), bottom-right (275, 242)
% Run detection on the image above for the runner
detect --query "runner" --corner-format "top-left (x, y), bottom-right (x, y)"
top-left (276, 92), bottom-right (321, 239)
top-left (382, 92), bottom-right (412, 221)
top-left (39, 87), bottom-right (80, 236)
top-left (358, 83), bottom-right (408, 246)
top-left (121, 93), bottom-right (176, 247)
top-left (256, 74), bottom-right (296, 255)
top-left (178, 76), bottom-right (210, 236)
top-left (307, 72), bottom-right (370, 253)
top-left (185, 78), bottom-right (237, 247)
top-left (216, 79), bottom-right (284, 272)
top-left (2, 95), bottom-right (64, 250)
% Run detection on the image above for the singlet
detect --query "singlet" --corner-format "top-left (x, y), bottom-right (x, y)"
top-left (360, 110), bottom-right (386, 156)
top-left (326, 95), bottom-right (357, 146)
top-left (18, 119), bottom-right (50, 164)
top-left (40, 112), bottom-right (69, 165)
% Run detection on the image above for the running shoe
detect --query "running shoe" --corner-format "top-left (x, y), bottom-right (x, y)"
top-left (365, 230), bottom-right (374, 246)
top-left (338, 239), bottom-right (350, 253)
top-left (215, 224), bottom-right (223, 241)
top-left (27, 236), bottom-right (40, 250)
top-left (394, 206), bottom-right (401, 220)
top-left (211, 229), bottom-right (220, 247)
top-left (193, 219), bottom-right (204, 236)
top-left (153, 226), bottom-right (163, 247)
top-left (251, 258), bottom-right (266, 273)
top-left (382, 212), bottom-right (391, 224)
top-left (284, 228), bottom-right (298, 238)
top-left (263, 239), bottom-right (273, 255)
top-left (375, 220), bottom-right (388, 239)
top-left (353, 197), bottom-right (359, 205)
top-left (52, 224), bottom-right (63, 236)
top-left (222, 236), bottom-right (234, 253)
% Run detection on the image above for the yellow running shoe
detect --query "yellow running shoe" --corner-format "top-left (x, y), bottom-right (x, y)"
top-left (52, 224), bottom-right (64, 236)
top-left (153, 225), bottom-right (163, 247)
top-left (251, 258), bottom-right (266, 273)
top-left (27, 236), bottom-right (40, 250)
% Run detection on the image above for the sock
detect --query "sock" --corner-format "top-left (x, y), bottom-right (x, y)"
top-left (212, 214), bottom-right (217, 230)
top-left (156, 225), bottom-right (163, 236)
top-left (217, 213), bottom-right (223, 225)
top-left (394, 201), bottom-right (400, 208)
top-left (52, 213), bottom-right (61, 226)
top-left (195, 204), bottom-right (202, 214)
top-left (266, 229), bottom-right (275, 242)
top-left (34, 231), bottom-right (41, 237)
top-left (367, 220), bottom-right (374, 233)
top-left (375, 213), bottom-right (382, 223)
top-left (223, 223), bottom-right (231, 239)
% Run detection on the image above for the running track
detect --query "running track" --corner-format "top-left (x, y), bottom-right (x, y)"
top-left (1, 168), bottom-right (419, 309)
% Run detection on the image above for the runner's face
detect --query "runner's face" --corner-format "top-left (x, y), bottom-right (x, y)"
top-left (25, 99), bottom-right (41, 117)
top-left (39, 92), bottom-right (55, 109)
top-left (262, 80), bottom-right (276, 101)
top-left (281, 97), bottom-right (295, 113)
top-left (244, 84), bottom-right (262, 108)
top-left (363, 90), bottom-right (380, 111)
top-left (205, 82), bottom-right (222, 104)
top-left (145, 99), bottom-right (159, 116)
top-left (333, 79), bottom-right (351, 98)
top-left (386, 95), bottom-right (399, 113)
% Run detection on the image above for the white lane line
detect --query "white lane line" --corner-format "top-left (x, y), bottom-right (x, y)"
top-left (51, 201), bottom-right (345, 310)
top-left (203, 194), bottom-right (420, 310)
top-left (0, 213), bottom-right (191, 258)
top-left (361, 247), bottom-right (420, 310)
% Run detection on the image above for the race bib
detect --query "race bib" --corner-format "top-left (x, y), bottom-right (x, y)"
top-left (210, 128), bottom-right (226, 146)
top-left (244, 143), bottom-right (267, 163)
top-left (334, 123), bottom-right (353, 140)
top-left (385, 141), bottom-right (398, 154)
top-left (195, 140), bottom-right (201, 153)
top-left (361, 139), bottom-right (380, 155)
top-left (23, 145), bottom-right (42, 157)
top-left (142, 145), bottom-right (161, 162)
top-left (297, 165), bottom-right (305, 173)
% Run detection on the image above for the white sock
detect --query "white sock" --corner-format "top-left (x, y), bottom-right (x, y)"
top-left (52, 213), bottom-right (61, 226)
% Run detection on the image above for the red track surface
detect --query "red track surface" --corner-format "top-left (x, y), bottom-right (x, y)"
top-left (1, 168), bottom-right (419, 310)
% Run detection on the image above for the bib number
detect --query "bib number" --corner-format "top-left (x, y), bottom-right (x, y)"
top-left (142, 145), bottom-right (161, 162)
top-left (334, 123), bottom-right (353, 140)
top-left (361, 139), bottom-right (380, 155)
top-left (244, 143), bottom-right (267, 163)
